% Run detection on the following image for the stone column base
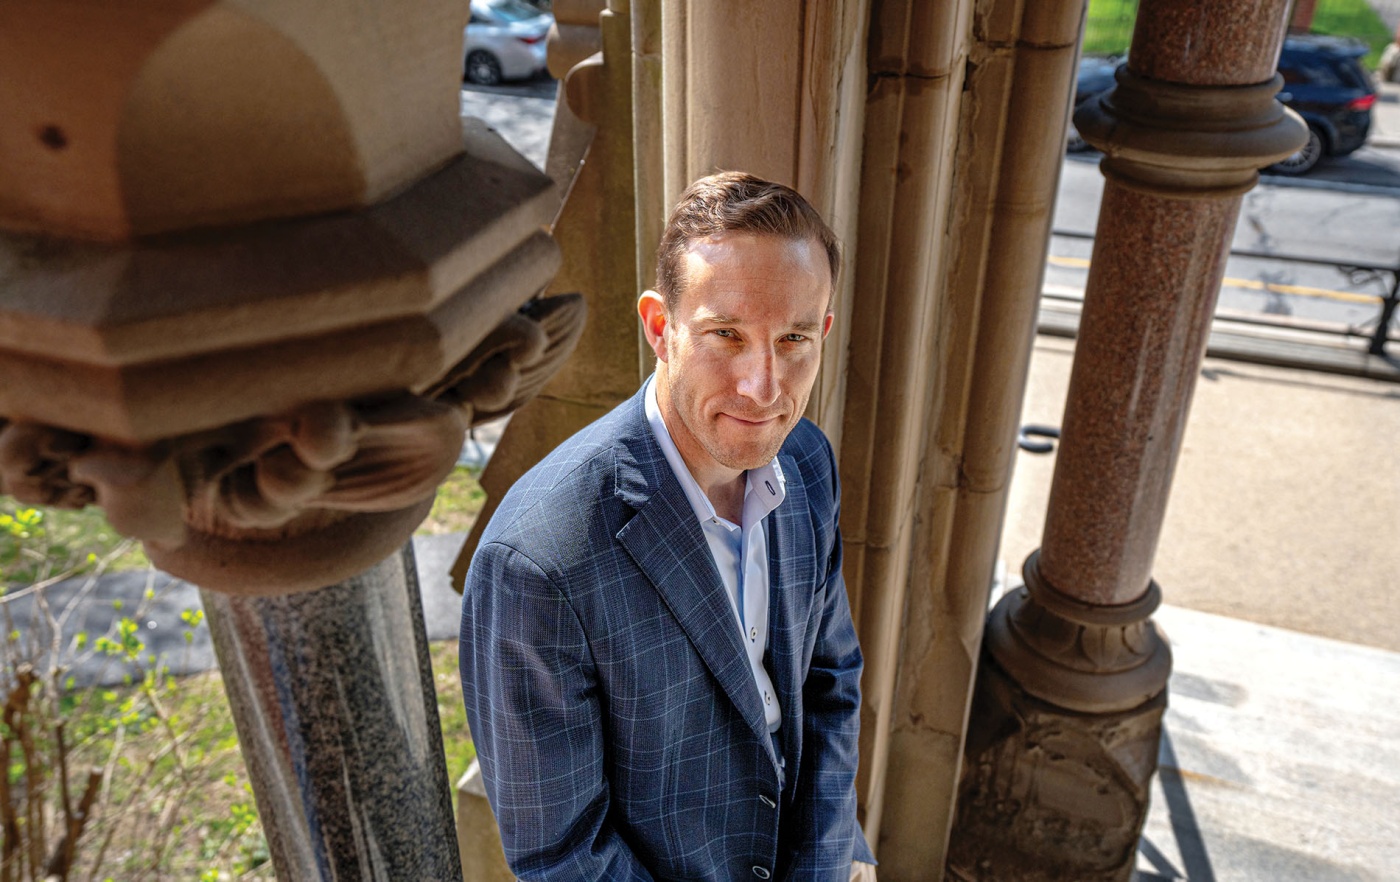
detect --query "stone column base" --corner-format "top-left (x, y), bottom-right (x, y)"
top-left (947, 655), bottom-right (1166, 881)
top-left (947, 553), bottom-right (1171, 881)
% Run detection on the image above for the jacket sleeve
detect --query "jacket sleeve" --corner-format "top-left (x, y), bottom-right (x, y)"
top-left (783, 440), bottom-right (876, 878)
top-left (460, 540), bottom-right (655, 882)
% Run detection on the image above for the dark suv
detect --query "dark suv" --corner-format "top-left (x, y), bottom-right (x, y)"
top-left (1269, 35), bottom-right (1376, 175)
top-left (1068, 35), bottom-right (1375, 176)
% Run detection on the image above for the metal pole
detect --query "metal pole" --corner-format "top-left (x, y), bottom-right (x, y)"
top-left (1369, 270), bottom-right (1399, 357)
top-left (201, 543), bottom-right (462, 881)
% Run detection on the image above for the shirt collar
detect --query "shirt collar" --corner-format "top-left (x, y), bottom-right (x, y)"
top-left (644, 375), bottom-right (786, 529)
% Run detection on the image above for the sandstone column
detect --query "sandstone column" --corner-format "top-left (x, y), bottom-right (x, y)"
top-left (456, 0), bottom-right (645, 576)
top-left (948, 2), bottom-right (1305, 879)
top-left (657, 0), bottom-right (870, 442)
top-left (831, 4), bottom-right (1112, 876)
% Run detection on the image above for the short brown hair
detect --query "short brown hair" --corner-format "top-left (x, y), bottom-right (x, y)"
top-left (654, 172), bottom-right (841, 311)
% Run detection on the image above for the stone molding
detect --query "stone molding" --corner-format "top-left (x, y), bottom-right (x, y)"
top-left (0, 121), bottom-right (560, 444)
top-left (982, 551), bottom-right (1172, 715)
top-left (1075, 67), bottom-right (1308, 197)
top-left (0, 293), bottom-right (584, 594)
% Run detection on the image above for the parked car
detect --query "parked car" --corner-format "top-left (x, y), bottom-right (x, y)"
top-left (1068, 35), bottom-right (1376, 176)
top-left (463, 0), bottom-right (552, 86)
top-left (1066, 55), bottom-right (1120, 152)
top-left (1269, 35), bottom-right (1376, 175)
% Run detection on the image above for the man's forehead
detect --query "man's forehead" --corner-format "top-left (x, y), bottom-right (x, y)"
top-left (674, 233), bottom-right (832, 312)
top-left (682, 232), bottom-right (823, 268)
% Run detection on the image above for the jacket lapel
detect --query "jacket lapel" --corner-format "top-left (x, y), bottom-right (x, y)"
top-left (766, 451), bottom-right (812, 781)
top-left (612, 397), bottom-right (771, 746)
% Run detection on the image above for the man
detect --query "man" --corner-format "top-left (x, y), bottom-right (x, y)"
top-left (460, 172), bottom-right (875, 880)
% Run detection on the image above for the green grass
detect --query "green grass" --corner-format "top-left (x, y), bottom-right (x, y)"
top-left (1084, 0), bottom-right (1395, 68)
top-left (1311, 0), bottom-right (1394, 68)
top-left (1083, 0), bottom-right (1136, 56)
top-left (431, 639), bottom-right (479, 786)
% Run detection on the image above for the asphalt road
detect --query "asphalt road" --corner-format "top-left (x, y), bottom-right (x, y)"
top-left (1050, 149), bottom-right (1400, 336)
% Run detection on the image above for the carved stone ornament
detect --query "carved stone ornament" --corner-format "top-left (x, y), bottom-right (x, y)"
top-left (983, 551), bottom-right (1172, 715)
top-left (1074, 68), bottom-right (1308, 197)
top-left (0, 294), bottom-right (584, 595)
top-left (947, 658), bottom-right (1166, 882)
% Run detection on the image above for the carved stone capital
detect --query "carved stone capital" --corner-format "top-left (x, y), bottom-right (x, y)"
top-left (0, 294), bottom-right (584, 594)
top-left (1074, 67), bottom-right (1308, 197)
top-left (983, 550), bottom-right (1172, 714)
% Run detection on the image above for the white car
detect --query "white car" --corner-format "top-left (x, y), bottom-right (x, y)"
top-left (464, 0), bottom-right (552, 86)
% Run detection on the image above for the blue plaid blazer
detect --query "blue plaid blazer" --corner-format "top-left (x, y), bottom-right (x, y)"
top-left (460, 385), bottom-right (873, 881)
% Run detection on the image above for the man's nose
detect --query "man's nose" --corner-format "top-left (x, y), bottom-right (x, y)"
top-left (736, 348), bottom-right (780, 407)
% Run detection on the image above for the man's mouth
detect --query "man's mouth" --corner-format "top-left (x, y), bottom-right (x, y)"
top-left (722, 413), bottom-right (781, 426)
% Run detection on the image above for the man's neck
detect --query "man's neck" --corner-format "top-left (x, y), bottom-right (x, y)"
top-left (706, 473), bottom-right (746, 525)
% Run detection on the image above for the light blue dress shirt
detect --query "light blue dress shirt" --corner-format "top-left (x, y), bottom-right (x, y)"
top-left (645, 376), bottom-right (786, 732)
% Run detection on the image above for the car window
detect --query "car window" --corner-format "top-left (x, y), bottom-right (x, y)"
top-left (481, 0), bottom-right (541, 22)
top-left (1279, 57), bottom-right (1344, 88)
top-left (1336, 59), bottom-right (1372, 90)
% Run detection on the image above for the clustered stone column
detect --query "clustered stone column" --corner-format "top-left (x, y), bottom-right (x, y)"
top-left (947, 1), bottom-right (1305, 879)
top-left (0, 3), bottom-right (583, 878)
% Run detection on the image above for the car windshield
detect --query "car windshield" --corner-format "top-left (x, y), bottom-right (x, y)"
top-left (480, 0), bottom-right (541, 22)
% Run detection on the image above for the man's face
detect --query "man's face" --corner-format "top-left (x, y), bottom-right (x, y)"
top-left (641, 232), bottom-right (833, 483)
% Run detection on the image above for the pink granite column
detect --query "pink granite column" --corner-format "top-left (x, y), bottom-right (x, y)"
top-left (949, 2), bottom-right (1305, 879)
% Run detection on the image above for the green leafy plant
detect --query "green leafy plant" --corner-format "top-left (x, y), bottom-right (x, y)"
top-left (0, 501), bottom-right (266, 880)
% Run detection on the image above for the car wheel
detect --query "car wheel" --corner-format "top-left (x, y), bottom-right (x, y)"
top-left (465, 50), bottom-right (503, 86)
top-left (1267, 124), bottom-right (1324, 176)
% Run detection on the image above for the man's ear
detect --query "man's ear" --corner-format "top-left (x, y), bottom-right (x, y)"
top-left (822, 312), bottom-right (834, 339)
top-left (638, 290), bottom-right (670, 361)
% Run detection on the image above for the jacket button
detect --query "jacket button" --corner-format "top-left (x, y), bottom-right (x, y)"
top-left (752, 867), bottom-right (771, 879)
top-left (759, 794), bottom-right (776, 808)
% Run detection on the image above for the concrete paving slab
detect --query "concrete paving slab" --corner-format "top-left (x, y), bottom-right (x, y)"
top-left (1001, 334), bottom-right (1400, 653)
top-left (1132, 604), bottom-right (1400, 881)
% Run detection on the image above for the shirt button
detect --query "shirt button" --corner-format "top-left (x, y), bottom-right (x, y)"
top-left (764, 691), bottom-right (771, 705)
top-left (752, 868), bottom-right (771, 879)
top-left (749, 627), bottom-right (758, 641)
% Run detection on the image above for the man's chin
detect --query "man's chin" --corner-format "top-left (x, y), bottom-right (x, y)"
top-left (706, 433), bottom-right (788, 471)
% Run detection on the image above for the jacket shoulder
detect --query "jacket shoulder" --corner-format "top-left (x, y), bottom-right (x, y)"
top-left (473, 395), bottom-right (645, 568)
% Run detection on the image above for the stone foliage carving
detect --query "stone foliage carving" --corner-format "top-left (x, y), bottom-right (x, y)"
top-left (0, 294), bottom-right (585, 594)
top-left (428, 294), bottom-right (586, 425)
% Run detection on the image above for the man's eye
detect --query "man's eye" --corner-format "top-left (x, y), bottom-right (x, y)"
top-left (714, 329), bottom-right (736, 338)
top-left (784, 334), bottom-right (807, 343)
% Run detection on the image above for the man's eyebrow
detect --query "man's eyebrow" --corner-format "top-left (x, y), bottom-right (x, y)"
top-left (694, 312), bottom-right (824, 333)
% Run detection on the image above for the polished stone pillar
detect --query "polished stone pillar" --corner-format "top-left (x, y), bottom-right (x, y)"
top-left (202, 545), bottom-right (461, 881)
top-left (948, 1), bottom-right (1305, 879)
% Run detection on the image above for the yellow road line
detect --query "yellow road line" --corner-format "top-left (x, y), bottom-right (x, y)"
top-left (1046, 255), bottom-right (1382, 304)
